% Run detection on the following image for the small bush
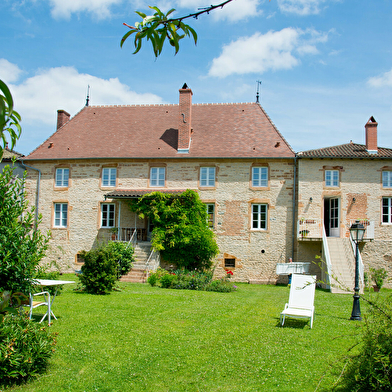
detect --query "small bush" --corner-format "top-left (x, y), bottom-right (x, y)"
top-left (205, 279), bottom-right (237, 293)
top-left (0, 313), bottom-right (57, 386)
top-left (79, 246), bottom-right (118, 294)
top-left (336, 294), bottom-right (392, 391)
top-left (159, 273), bottom-right (177, 288)
top-left (105, 241), bottom-right (134, 277)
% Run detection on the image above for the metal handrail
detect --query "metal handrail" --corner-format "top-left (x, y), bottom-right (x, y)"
top-left (145, 249), bottom-right (160, 279)
top-left (321, 224), bottom-right (332, 290)
top-left (127, 229), bottom-right (137, 249)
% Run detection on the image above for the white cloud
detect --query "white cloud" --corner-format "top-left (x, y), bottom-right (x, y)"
top-left (48, 0), bottom-right (122, 19)
top-left (277, 0), bottom-right (327, 15)
top-left (208, 27), bottom-right (327, 78)
top-left (9, 66), bottom-right (163, 125)
top-left (0, 59), bottom-right (23, 84)
top-left (368, 69), bottom-right (392, 88)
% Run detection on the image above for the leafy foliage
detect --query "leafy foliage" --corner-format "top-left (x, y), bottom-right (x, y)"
top-left (121, 6), bottom-right (197, 57)
top-left (130, 190), bottom-right (219, 270)
top-left (35, 263), bottom-right (63, 297)
top-left (0, 166), bottom-right (50, 295)
top-left (0, 291), bottom-right (27, 322)
top-left (79, 241), bottom-right (134, 294)
top-left (0, 80), bottom-right (21, 157)
top-left (369, 267), bottom-right (388, 289)
top-left (335, 294), bottom-right (392, 391)
top-left (147, 268), bottom-right (236, 292)
top-left (0, 313), bottom-right (57, 386)
top-left (105, 241), bottom-right (134, 277)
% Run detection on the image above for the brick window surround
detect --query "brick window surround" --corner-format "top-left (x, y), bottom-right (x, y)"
top-left (55, 168), bottom-right (69, 188)
top-left (54, 203), bottom-right (68, 228)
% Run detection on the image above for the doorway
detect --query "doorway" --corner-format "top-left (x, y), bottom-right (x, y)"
top-left (324, 197), bottom-right (340, 237)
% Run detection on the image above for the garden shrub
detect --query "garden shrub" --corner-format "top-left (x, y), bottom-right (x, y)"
top-left (105, 241), bottom-right (134, 277)
top-left (79, 245), bottom-right (118, 294)
top-left (0, 313), bottom-right (57, 386)
top-left (336, 294), bottom-right (392, 391)
top-left (130, 190), bottom-right (219, 270)
top-left (35, 262), bottom-right (63, 297)
top-left (0, 166), bottom-right (49, 296)
top-left (205, 279), bottom-right (236, 293)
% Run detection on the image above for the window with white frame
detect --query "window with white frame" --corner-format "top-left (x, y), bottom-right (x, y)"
top-left (382, 197), bottom-right (392, 224)
top-left (206, 203), bottom-right (215, 228)
top-left (150, 167), bottom-right (165, 187)
top-left (200, 167), bottom-right (215, 187)
top-left (325, 170), bottom-right (339, 187)
top-left (55, 168), bottom-right (69, 187)
top-left (101, 203), bottom-right (115, 228)
top-left (102, 168), bottom-right (116, 187)
top-left (382, 171), bottom-right (392, 188)
top-left (252, 167), bottom-right (268, 187)
top-left (54, 203), bottom-right (68, 228)
top-left (252, 204), bottom-right (268, 230)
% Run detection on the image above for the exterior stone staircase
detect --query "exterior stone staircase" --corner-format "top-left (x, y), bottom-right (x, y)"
top-left (120, 243), bottom-right (152, 283)
top-left (327, 237), bottom-right (355, 294)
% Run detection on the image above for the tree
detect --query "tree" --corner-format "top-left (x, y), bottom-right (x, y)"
top-left (0, 166), bottom-right (49, 295)
top-left (0, 80), bottom-right (21, 158)
top-left (130, 190), bottom-right (219, 270)
top-left (121, 0), bottom-right (234, 57)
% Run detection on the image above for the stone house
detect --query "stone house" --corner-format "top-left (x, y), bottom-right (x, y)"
top-left (22, 85), bottom-right (296, 283)
top-left (296, 117), bottom-right (392, 291)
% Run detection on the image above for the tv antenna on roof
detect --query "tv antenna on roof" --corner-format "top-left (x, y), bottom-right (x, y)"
top-left (85, 85), bottom-right (90, 107)
top-left (256, 80), bottom-right (262, 103)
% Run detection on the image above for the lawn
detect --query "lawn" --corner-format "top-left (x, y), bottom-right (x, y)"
top-left (4, 275), bottom-right (381, 392)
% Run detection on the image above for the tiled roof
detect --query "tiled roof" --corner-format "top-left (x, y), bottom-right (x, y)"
top-left (298, 143), bottom-right (392, 158)
top-left (104, 189), bottom-right (189, 199)
top-left (2, 148), bottom-right (24, 160)
top-left (24, 102), bottom-right (294, 160)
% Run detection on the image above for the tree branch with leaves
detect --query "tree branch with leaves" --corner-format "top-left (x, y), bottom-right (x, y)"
top-left (121, 0), bottom-right (234, 57)
top-left (0, 80), bottom-right (21, 158)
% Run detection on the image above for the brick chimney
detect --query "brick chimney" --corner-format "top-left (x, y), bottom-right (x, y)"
top-left (178, 84), bottom-right (192, 153)
top-left (57, 110), bottom-right (70, 130)
top-left (365, 116), bottom-right (378, 154)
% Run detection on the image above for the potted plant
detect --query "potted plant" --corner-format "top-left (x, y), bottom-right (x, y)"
top-left (369, 267), bottom-right (388, 292)
top-left (110, 227), bottom-right (118, 241)
top-left (299, 229), bottom-right (310, 238)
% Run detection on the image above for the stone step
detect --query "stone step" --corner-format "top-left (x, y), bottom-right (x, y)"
top-left (120, 268), bottom-right (147, 283)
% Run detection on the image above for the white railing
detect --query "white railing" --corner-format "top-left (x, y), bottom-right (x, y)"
top-left (348, 220), bottom-right (375, 240)
top-left (145, 249), bottom-right (160, 279)
top-left (297, 218), bottom-right (322, 239)
top-left (321, 224), bottom-right (332, 290)
top-left (127, 229), bottom-right (137, 248)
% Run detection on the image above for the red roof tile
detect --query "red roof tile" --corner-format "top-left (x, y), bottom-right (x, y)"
top-left (298, 143), bottom-right (392, 158)
top-left (25, 102), bottom-right (294, 160)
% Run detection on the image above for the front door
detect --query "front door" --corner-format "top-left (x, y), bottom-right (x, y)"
top-left (324, 197), bottom-right (340, 237)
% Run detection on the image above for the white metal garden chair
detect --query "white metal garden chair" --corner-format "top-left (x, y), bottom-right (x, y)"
top-left (26, 291), bottom-right (51, 324)
top-left (280, 274), bottom-right (316, 329)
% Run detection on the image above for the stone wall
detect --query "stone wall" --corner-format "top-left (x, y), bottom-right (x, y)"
top-left (24, 158), bottom-right (295, 283)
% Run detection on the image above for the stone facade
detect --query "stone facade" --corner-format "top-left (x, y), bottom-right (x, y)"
top-left (24, 157), bottom-right (295, 283)
top-left (296, 157), bottom-right (392, 287)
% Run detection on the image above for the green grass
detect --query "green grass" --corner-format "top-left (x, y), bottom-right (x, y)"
top-left (4, 275), bottom-right (386, 392)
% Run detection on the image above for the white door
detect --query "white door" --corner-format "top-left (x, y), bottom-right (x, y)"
top-left (329, 198), bottom-right (340, 237)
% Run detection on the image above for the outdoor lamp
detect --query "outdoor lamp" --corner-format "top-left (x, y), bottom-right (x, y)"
top-left (349, 220), bottom-right (366, 320)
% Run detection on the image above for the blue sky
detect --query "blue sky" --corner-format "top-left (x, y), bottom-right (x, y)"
top-left (2, 0), bottom-right (392, 155)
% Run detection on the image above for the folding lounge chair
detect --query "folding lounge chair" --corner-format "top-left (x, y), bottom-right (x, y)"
top-left (280, 274), bottom-right (316, 328)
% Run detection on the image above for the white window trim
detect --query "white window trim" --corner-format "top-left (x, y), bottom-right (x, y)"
top-left (54, 203), bottom-right (68, 228)
top-left (325, 170), bottom-right (339, 187)
top-left (55, 168), bottom-right (69, 188)
top-left (382, 197), bottom-right (392, 224)
top-left (382, 171), bottom-right (392, 188)
top-left (252, 167), bottom-right (268, 187)
top-left (252, 204), bottom-right (268, 230)
top-left (102, 168), bottom-right (117, 187)
top-left (150, 167), bottom-right (165, 187)
top-left (101, 203), bottom-right (115, 228)
top-left (200, 167), bottom-right (216, 187)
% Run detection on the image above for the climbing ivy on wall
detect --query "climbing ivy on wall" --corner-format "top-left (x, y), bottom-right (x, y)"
top-left (129, 189), bottom-right (219, 270)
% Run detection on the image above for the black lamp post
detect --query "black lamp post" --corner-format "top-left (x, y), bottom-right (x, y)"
top-left (349, 220), bottom-right (366, 321)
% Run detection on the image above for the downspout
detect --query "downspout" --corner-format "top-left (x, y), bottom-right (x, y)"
top-left (291, 155), bottom-right (297, 261)
top-left (20, 161), bottom-right (41, 232)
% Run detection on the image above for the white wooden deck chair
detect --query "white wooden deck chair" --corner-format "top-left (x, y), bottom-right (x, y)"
top-left (280, 274), bottom-right (316, 329)
top-left (27, 291), bottom-right (51, 324)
